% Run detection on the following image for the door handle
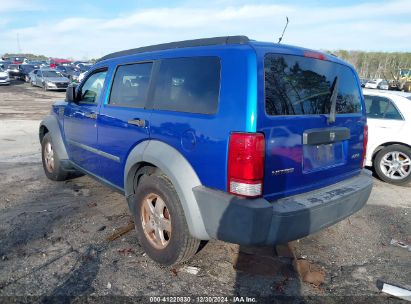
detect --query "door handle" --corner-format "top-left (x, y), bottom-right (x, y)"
top-left (85, 113), bottom-right (97, 119)
top-left (128, 119), bottom-right (146, 128)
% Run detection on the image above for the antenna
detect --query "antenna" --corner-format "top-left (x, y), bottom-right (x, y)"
top-left (278, 16), bottom-right (289, 44)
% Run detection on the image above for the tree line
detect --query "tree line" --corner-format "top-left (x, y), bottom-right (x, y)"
top-left (3, 50), bottom-right (411, 81)
top-left (326, 50), bottom-right (411, 80)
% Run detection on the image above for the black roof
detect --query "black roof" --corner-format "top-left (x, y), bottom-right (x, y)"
top-left (98, 35), bottom-right (250, 62)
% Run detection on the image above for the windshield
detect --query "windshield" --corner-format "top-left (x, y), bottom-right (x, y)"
top-left (42, 70), bottom-right (61, 77)
top-left (264, 54), bottom-right (361, 115)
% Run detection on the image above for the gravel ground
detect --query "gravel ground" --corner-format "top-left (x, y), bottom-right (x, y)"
top-left (0, 81), bottom-right (410, 303)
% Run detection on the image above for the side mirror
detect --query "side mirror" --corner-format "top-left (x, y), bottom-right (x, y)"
top-left (66, 84), bottom-right (78, 103)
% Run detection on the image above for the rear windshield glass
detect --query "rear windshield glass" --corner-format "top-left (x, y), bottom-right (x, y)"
top-left (265, 54), bottom-right (361, 116)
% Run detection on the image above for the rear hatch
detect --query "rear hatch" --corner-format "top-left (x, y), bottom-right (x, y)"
top-left (259, 52), bottom-right (365, 200)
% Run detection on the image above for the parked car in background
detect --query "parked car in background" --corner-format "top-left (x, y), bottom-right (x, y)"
top-left (28, 60), bottom-right (48, 68)
top-left (39, 36), bottom-right (372, 265)
top-left (7, 64), bottom-right (24, 79)
top-left (78, 69), bottom-right (90, 83)
top-left (0, 67), bottom-right (10, 85)
top-left (31, 69), bottom-right (70, 91)
top-left (0, 60), bottom-right (11, 70)
top-left (20, 64), bottom-right (39, 82)
top-left (55, 65), bottom-right (80, 81)
top-left (360, 78), bottom-right (369, 88)
top-left (365, 79), bottom-right (389, 90)
top-left (3, 56), bottom-right (27, 64)
top-left (363, 89), bottom-right (411, 184)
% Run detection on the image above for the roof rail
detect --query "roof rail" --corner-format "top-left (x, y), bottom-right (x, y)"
top-left (98, 36), bottom-right (250, 62)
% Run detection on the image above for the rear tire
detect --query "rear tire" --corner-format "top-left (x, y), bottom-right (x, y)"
top-left (41, 133), bottom-right (69, 181)
top-left (374, 145), bottom-right (411, 185)
top-left (133, 173), bottom-right (200, 265)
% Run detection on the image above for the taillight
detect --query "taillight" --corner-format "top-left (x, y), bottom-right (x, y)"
top-left (362, 125), bottom-right (368, 168)
top-left (228, 132), bottom-right (265, 197)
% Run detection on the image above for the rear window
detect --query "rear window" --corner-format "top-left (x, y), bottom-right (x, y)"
top-left (265, 54), bottom-right (361, 116)
top-left (153, 57), bottom-right (220, 115)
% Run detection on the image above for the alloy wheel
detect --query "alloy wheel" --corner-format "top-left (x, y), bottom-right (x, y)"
top-left (379, 151), bottom-right (411, 180)
top-left (140, 193), bottom-right (172, 249)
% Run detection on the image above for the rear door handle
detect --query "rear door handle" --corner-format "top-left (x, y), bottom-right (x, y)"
top-left (85, 113), bottom-right (97, 119)
top-left (128, 119), bottom-right (147, 128)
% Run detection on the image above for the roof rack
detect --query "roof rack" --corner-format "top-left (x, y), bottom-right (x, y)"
top-left (98, 36), bottom-right (250, 62)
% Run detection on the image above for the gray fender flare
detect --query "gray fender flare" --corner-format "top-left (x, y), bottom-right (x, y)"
top-left (124, 140), bottom-right (209, 240)
top-left (39, 115), bottom-right (68, 160)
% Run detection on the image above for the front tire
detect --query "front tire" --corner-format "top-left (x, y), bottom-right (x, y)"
top-left (374, 145), bottom-right (411, 185)
top-left (41, 133), bottom-right (69, 181)
top-left (134, 173), bottom-right (200, 265)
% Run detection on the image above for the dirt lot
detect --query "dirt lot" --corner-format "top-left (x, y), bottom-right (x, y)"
top-left (0, 81), bottom-right (410, 303)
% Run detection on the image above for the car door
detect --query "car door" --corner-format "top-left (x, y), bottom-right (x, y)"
top-left (97, 62), bottom-right (153, 188)
top-left (363, 94), bottom-right (405, 152)
top-left (64, 68), bottom-right (108, 174)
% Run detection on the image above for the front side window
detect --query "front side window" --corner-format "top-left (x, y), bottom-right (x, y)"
top-left (153, 57), bottom-right (220, 115)
top-left (364, 95), bottom-right (402, 120)
top-left (265, 54), bottom-right (361, 116)
top-left (79, 70), bottom-right (107, 104)
top-left (109, 62), bottom-right (153, 108)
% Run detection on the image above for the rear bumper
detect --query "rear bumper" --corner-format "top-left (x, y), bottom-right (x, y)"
top-left (194, 170), bottom-right (373, 245)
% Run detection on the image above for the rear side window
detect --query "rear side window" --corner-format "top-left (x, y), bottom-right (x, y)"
top-left (153, 57), bottom-right (220, 114)
top-left (364, 95), bottom-right (402, 120)
top-left (109, 63), bottom-right (153, 108)
top-left (265, 54), bottom-right (361, 116)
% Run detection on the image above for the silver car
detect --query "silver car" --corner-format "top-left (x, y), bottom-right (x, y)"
top-left (31, 69), bottom-right (70, 91)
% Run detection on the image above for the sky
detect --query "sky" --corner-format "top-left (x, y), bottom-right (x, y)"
top-left (0, 0), bottom-right (410, 59)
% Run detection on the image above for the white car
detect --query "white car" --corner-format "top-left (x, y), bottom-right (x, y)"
top-left (78, 71), bottom-right (88, 83)
top-left (0, 67), bottom-right (10, 85)
top-left (363, 89), bottom-right (411, 184)
top-left (364, 79), bottom-right (389, 90)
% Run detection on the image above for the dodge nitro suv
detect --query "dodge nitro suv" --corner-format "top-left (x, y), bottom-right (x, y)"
top-left (39, 36), bottom-right (373, 265)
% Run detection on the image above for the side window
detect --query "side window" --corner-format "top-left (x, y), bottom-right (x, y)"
top-left (153, 57), bottom-right (220, 115)
top-left (364, 95), bottom-right (402, 120)
top-left (384, 103), bottom-right (402, 120)
top-left (109, 62), bottom-right (153, 108)
top-left (79, 70), bottom-right (107, 104)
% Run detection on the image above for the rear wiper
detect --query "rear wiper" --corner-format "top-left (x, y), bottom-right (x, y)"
top-left (328, 76), bottom-right (339, 124)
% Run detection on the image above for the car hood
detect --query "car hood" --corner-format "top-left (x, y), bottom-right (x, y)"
top-left (0, 72), bottom-right (8, 77)
top-left (44, 77), bottom-right (70, 82)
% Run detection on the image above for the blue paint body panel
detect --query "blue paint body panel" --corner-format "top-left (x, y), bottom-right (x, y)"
top-left (51, 39), bottom-right (366, 201)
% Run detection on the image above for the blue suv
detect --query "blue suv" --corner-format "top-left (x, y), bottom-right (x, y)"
top-left (39, 36), bottom-right (372, 265)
